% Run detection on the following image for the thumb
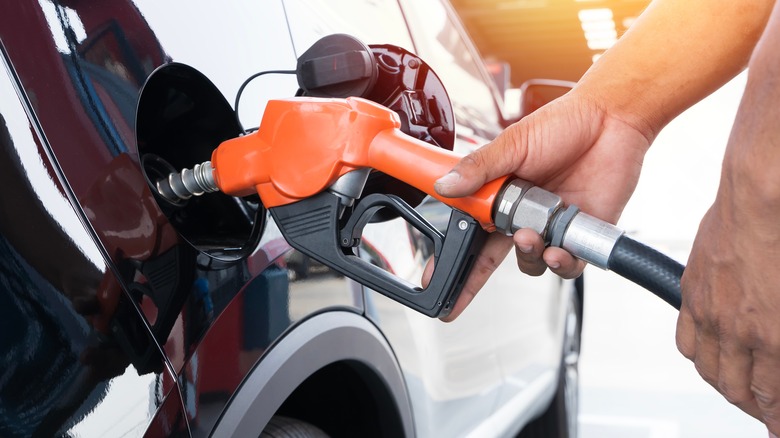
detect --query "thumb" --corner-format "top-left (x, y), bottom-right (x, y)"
top-left (434, 127), bottom-right (526, 198)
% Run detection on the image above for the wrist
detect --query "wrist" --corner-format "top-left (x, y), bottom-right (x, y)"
top-left (720, 57), bottom-right (780, 208)
top-left (722, 152), bottom-right (780, 209)
top-left (572, 82), bottom-right (659, 146)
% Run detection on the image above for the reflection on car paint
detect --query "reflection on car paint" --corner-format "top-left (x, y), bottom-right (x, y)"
top-left (0, 67), bottom-right (186, 436)
top-left (1, 1), bottom-right (361, 436)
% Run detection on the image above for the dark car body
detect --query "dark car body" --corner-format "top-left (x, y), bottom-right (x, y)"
top-left (0, 1), bottom-right (579, 437)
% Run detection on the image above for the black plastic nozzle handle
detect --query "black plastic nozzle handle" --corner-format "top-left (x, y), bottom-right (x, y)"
top-left (270, 191), bottom-right (487, 318)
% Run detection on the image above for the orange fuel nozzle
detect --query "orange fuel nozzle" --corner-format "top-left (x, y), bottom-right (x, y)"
top-left (151, 95), bottom-right (504, 317)
top-left (154, 93), bottom-right (687, 316)
top-left (155, 95), bottom-right (685, 316)
top-left (209, 96), bottom-right (508, 230)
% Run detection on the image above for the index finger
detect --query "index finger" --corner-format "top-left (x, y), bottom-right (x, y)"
top-left (434, 127), bottom-right (528, 198)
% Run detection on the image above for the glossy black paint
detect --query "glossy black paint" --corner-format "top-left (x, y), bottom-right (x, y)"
top-left (0, 43), bottom-right (188, 436)
top-left (0, 1), bottom-right (362, 436)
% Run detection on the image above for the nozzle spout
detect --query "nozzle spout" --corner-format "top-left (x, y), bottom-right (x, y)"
top-left (156, 161), bottom-right (219, 203)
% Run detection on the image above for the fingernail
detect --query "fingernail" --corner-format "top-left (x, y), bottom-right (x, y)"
top-left (435, 171), bottom-right (461, 187)
top-left (547, 261), bottom-right (561, 269)
top-left (518, 245), bottom-right (533, 254)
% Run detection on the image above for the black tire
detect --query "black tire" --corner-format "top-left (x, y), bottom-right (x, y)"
top-left (260, 416), bottom-right (330, 438)
top-left (518, 277), bottom-right (582, 438)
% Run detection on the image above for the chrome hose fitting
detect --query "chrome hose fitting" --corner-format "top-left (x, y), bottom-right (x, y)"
top-left (494, 179), bottom-right (533, 235)
top-left (553, 208), bottom-right (623, 269)
top-left (493, 179), bottom-right (563, 241)
top-left (493, 178), bottom-right (624, 270)
top-left (156, 161), bottom-right (219, 203)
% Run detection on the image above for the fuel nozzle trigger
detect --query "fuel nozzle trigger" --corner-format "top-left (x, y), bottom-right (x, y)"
top-left (270, 191), bottom-right (487, 318)
top-left (339, 194), bottom-right (443, 257)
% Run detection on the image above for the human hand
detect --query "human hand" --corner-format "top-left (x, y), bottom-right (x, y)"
top-left (677, 185), bottom-right (780, 434)
top-left (676, 3), bottom-right (780, 429)
top-left (434, 91), bottom-right (651, 320)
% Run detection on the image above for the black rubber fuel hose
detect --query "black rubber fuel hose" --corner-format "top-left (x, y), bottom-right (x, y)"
top-left (607, 235), bottom-right (684, 310)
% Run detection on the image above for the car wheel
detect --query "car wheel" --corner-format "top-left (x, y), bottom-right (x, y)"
top-left (260, 416), bottom-right (330, 438)
top-left (518, 279), bottom-right (582, 438)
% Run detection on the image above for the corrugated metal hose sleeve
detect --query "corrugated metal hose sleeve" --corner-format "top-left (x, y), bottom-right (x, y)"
top-left (607, 235), bottom-right (684, 310)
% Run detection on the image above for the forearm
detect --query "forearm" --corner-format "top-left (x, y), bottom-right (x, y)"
top-left (676, 8), bottom-right (780, 433)
top-left (721, 1), bottom-right (780, 210)
top-left (575, 0), bottom-right (773, 141)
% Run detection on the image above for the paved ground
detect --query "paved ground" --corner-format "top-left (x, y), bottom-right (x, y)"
top-left (578, 72), bottom-right (768, 437)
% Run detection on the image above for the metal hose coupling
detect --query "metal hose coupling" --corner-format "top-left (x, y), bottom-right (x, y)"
top-left (493, 179), bottom-right (624, 269)
top-left (156, 161), bottom-right (219, 203)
